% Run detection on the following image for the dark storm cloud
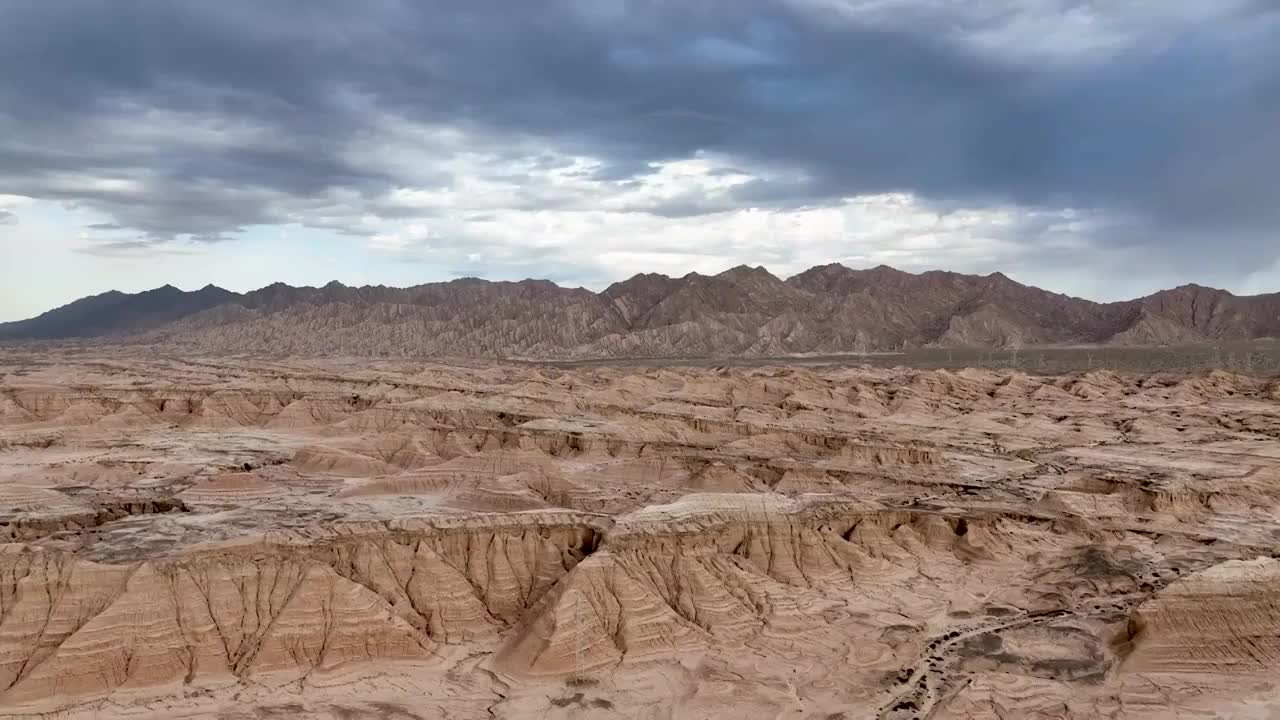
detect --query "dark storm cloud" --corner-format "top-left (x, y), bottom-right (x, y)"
top-left (0, 0), bottom-right (1276, 271)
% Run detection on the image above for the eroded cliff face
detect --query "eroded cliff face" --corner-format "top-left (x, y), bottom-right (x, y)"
top-left (498, 503), bottom-right (1084, 678)
top-left (1, 498), bottom-right (1247, 718)
top-left (0, 551), bottom-right (428, 709)
top-left (1123, 557), bottom-right (1280, 674)
top-left (0, 353), bottom-right (1277, 718)
top-left (0, 518), bottom-right (606, 713)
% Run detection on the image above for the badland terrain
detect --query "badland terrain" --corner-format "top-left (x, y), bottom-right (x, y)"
top-left (0, 348), bottom-right (1278, 718)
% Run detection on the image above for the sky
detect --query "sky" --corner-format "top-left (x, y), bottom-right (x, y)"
top-left (2, 0), bottom-right (1279, 322)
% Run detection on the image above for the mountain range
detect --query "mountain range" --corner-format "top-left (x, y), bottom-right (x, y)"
top-left (2, 264), bottom-right (1277, 358)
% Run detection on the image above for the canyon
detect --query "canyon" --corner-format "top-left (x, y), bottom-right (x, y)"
top-left (0, 349), bottom-right (1277, 717)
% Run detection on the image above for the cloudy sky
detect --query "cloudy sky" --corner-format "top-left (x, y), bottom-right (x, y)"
top-left (2, 0), bottom-right (1278, 321)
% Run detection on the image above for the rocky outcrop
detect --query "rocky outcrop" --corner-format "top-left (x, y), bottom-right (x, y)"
top-left (1122, 557), bottom-right (1280, 674)
top-left (0, 490), bottom-right (1216, 714)
top-left (496, 495), bottom-right (1156, 678)
top-left (0, 486), bottom-right (188, 541)
top-left (0, 515), bottom-right (604, 713)
top-left (0, 554), bottom-right (430, 710)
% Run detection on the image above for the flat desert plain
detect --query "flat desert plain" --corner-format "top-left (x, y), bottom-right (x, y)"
top-left (1, 351), bottom-right (1279, 719)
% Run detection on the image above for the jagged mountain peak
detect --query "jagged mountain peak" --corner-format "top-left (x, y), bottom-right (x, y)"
top-left (718, 264), bottom-right (775, 278)
top-left (1, 264), bottom-right (1275, 355)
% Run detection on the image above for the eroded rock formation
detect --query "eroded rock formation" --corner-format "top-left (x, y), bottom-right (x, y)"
top-left (0, 352), bottom-right (1276, 717)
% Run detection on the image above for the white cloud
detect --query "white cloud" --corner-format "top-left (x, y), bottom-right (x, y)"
top-left (354, 114), bottom-right (761, 221)
top-left (0, 194), bottom-right (35, 210)
top-left (1240, 258), bottom-right (1280, 297)
top-left (364, 177), bottom-right (1085, 288)
top-left (1, 106), bottom-right (1262, 320)
top-left (328, 119), bottom-right (1161, 293)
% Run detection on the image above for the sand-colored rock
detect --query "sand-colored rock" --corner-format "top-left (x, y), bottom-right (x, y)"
top-left (0, 351), bottom-right (1276, 718)
top-left (1123, 557), bottom-right (1280, 674)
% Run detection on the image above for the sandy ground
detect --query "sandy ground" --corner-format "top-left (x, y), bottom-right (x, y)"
top-left (0, 350), bottom-right (1278, 719)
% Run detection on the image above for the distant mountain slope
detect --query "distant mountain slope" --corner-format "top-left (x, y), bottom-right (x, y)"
top-left (2, 264), bottom-right (1276, 357)
top-left (0, 284), bottom-right (237, 340)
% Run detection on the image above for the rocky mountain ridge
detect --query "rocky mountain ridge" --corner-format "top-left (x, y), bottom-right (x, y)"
top-left (3, 264), bottom-right (1277, 358)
